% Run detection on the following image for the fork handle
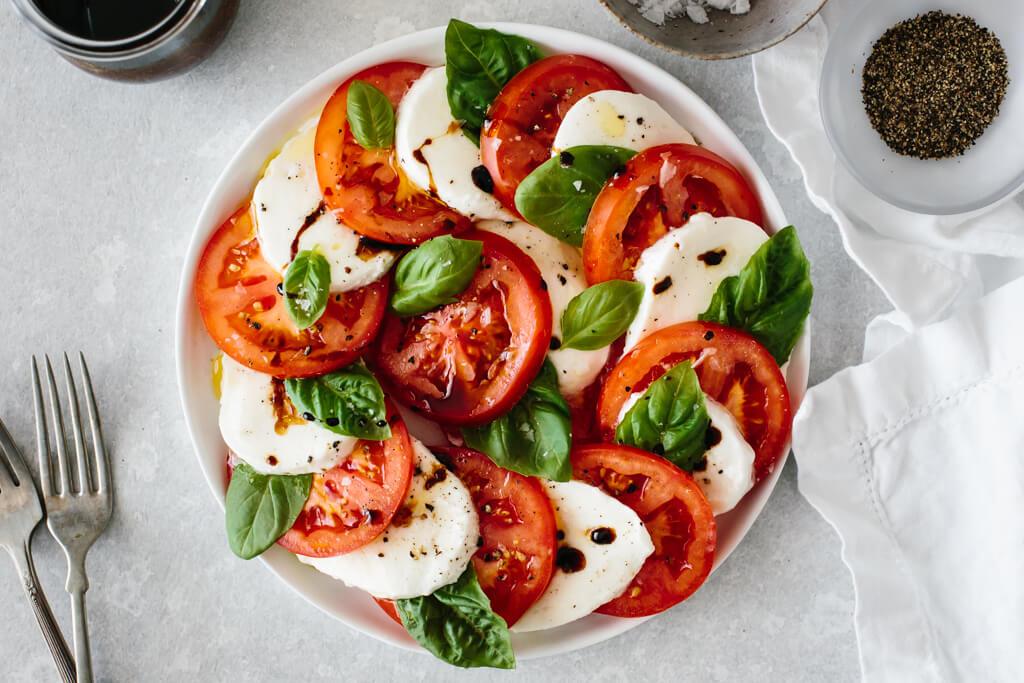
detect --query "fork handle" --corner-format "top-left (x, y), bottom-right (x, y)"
top-left (70, 589), bottom-right (92, 683)
top-left (10, 541), bottom-right (76, 683)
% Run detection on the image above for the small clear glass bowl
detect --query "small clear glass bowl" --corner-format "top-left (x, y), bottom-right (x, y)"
top-left (820, 0), bottom-right (1024, 215)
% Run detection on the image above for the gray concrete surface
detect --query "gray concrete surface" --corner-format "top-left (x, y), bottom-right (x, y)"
top-left (0, 1), bottom-right (889, 680)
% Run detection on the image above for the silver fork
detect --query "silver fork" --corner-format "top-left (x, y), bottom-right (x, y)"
top-left (0, 416), bottom-right (76, 682)
top-left (33, 354), bottom-right (112, 683)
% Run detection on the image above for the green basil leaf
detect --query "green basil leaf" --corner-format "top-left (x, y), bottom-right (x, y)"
top-left (284, 363), bottom-right (391, 440)
top-left (462, 360), bottom-right (571, 482)
top-left (396, 564), bottom-right (515, 669)
top-left (347, 79), bottom-right (395, 149)
top-left (560, 280), bottom-right (644, 351)
top-left (225, 462), bottom-right (311, 560)
top-left (390, 235), bottom-right (483, 316)
top-left (283, 250), bottom-right (331, 329)
top-left (445, 19), bottom-right (541, 144)
top-left (615, 361), bottom-right (709, 471)
top-left (514, 145), bottom-right (636, 246)
top-left (699, 226), bottom-right (813, 364)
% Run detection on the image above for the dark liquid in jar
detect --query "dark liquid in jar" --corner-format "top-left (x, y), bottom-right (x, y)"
top-left (33, 0), bottom-right (184, 41)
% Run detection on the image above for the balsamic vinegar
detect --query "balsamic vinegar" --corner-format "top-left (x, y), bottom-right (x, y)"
top-left (33, 0), bottom-right (184, 42)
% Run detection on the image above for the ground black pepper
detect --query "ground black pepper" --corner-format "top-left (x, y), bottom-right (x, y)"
top-left (861, 11), bottom-right (1008, 160)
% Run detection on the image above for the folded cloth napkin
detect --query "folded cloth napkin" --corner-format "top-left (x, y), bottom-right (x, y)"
top-left (752, 2), bottom-right (1024, 681)
top-left (792, 276), bottom-right (1024, 683)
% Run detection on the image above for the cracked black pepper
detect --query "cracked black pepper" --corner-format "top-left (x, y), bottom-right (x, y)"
top-left (861, 11), bottom-right (1009, 160)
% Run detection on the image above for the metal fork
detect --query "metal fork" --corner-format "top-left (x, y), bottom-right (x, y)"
top-left (0, 416), bottom-right (76, 682)
top-left (33, 354), bottom-right (112, 683)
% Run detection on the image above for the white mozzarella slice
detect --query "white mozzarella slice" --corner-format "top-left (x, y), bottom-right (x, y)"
top-left (298, 439), bottom-right (480, 599)
top-left (695, 398), bottom-right (755, 515)
top-left (395, 67), bottom-right (512, 222)
top-left (295, 210), bottom-right (397, 293)
top-left (624, 213), bottom-right (768, 352)
top-left (252, 117), bottom-right (322, 272)
top-left (478, 220), bottom-right (608, 398)
top-left (552, 90), bottom-right (695, 153)
top-left (512, 481), bottom-right (653, 633)
top-left (217, 355), bottom-right (357, 475)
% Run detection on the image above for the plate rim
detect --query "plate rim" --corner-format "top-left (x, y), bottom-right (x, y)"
top-left (174, 21), bottom-right (810, 662)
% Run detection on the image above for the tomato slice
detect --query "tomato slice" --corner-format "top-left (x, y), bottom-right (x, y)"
top-left (373, 230), bottom-right (552, 426)
top-left (572, 443), bottom-right (716, 617)
top-left (314, 61), bottom-right (470, 245)
top-left (194, 205), bottom-right (388, 378)
top-left (480, 54), bottom-right (632, 215)
top-left (373, 446), bottom-right (557, 627)
top-left (583, 143), bottom-right (765, 283)
top-left (597, 321), bottom-right (792, 480)
top-left (277, 401), bottom-right (414, 557)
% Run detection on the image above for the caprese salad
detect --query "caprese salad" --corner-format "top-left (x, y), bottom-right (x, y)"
top-left (193, 19), bottom-right (812, 669)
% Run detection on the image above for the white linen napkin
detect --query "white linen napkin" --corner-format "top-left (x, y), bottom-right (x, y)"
top-left (751, 2), bottom-right (1024, 680)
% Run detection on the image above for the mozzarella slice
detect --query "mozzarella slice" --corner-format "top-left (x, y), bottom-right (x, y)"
top-left (478, 220), bottom-right (608, 398)
top-left (294, 209), bottom-right (397, 293)
top-left (512, 481), bottom-right (653, 633)
top-left (252, 116), bottom-right (322, 272)
top-left (695, 398), bottom-right (755, 515)
top-left (395, 67), bottom-right (512, 222)
top-left (218, 355), bottom-right (357, 475)
top-left (298, 439), bottom-right (480, 599)
top-left (624, 213), bottom-right (768, 352)
top-left (552, 90), bottom-right (695, 153)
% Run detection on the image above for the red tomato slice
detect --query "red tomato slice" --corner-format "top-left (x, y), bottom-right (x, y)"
top-left (373, 446), bottom-right (557, 627)
top-left (314, 61), bottom-right (470, 245)
top-left (194, 205), bottom-right (388, 378)
top-left (373, 230), bottom-right (552, 426)
top-left (480, 54), bottom-right (632, 215)
top-left (572, 443), bottom-right (716, 617)
top-left (277, 402), bottom-right (414, 557)
top-left (597, 321), bottom-right (791, 481)
top-left (583, 143), bottom-right (765, 283)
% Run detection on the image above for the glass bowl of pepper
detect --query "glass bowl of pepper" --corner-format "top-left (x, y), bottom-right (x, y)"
top-left (819, 0), bottom-right (1024, 215)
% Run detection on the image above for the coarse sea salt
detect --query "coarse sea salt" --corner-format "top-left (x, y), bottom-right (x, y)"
top-left (628, 0), bottom-right (751, 26)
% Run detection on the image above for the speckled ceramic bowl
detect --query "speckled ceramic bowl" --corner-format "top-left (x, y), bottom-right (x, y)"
top-left (600, 0), bottom-right (828, 59)
top-left (175, 23), bottom-right (809, 661)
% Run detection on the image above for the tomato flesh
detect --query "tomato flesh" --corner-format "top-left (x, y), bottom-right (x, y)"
top-left (374, 230), bottom-right (552, 426)
top-left (315, 61), bottom-right (470, 245)
top-left (583, 143), bottom-right (765, 283)
top-left (277, 402), bottom-right (414, 557)
top-left (597, 321), bottom-right (791, 480)
top-left (373, 446), bottom-right (557, 627)
top-left (194, 205), bottom-right (388, 378)
top-left (571, 443), bottom-right (716, 617)
top-left (481, 54), bottom-right (632, 215)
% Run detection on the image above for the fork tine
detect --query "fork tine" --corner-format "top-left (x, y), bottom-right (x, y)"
top-left (31, 357), bottom-right (54, 497)
top-left (62, 353), bottom-right (92, 495)
top-left (0, 420), bottom-right (18, 491)
top-left (43, 355), bottom-right (71, 496)
top-left (79, 353), bottom-right (109, 495)
top-left (0, 416), bottom-right (33, 487)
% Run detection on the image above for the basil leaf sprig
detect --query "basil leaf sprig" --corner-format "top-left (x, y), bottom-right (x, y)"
top-left (283, 250), bottom-right (331, 329)
top-left (390, 235), bottom-right (483, 316)
top-left (700, 226), bottom-right (813, 365)
top-left (285, 363), bottom-right (391, 441)
top-left (514, 145), bottom-right (636, 246)
top-left (462, 360), bottom-right (571, 482)
top-left (560, 280), bottom-right (643, 351)
top-left (225, 462), bottom-right (311, 560)
top-left (396, 564), bottom-right (515, 669)
top-left (445, 19), bottom-right (540, 144)
top-left (615, 361), bottom-right (710, 471)
top-left (347, 79), bottom-right (396, 149)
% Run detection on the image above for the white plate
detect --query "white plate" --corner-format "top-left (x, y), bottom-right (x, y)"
top-left (174, 23), bottom-right (810, 661)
